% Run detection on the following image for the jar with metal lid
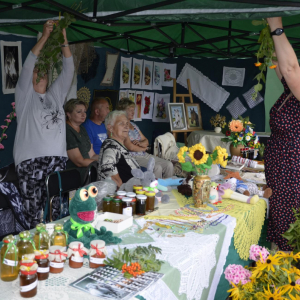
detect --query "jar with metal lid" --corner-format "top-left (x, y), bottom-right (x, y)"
top-left (0, 235), bottom-right (19, 282)
top-left (122, 197), bottom-right (133, 216)
top-left (136, 189), bottom-right (145, 195)
top-left (126, 192), bottom-right (136, 215)
top-left (34, 250), bottom-right (49, 281)
top-left (103, 197), bottom-right (113, 213)
top-left (17, 231), bottom-right (36, 262)
top-left (145, 192), bottom-right (156, 212)
top-left (33, 223), bottom-right (49, 250)
top-left (112, 199), bottom-right (123, 214)
top-left (136, 195), bottom-right (147, 215)
top-left (89, 240), bottom-right (107, 268)
top-left (49, 246), bottom-right (67, 273)
top-left (67, 242), bottom-right (88, 269)
top-left (50, 224), bottom-right (67, 251)
top-left (116, 191), bottom-right (126, 198)
top-left (133, 185), bottom-right (142, 192)
top-left (107, 193), bottom-right (115, 198)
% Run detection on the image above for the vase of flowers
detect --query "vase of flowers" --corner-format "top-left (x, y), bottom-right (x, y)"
top-left (177, 144), bottom-right (228, 207)
top-left (221, 116), bottom-right (258, 157)
top-left (210, 114), bottom-right (226, 133)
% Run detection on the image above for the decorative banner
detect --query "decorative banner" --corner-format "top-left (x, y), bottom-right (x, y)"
top-left (131, 58), bottom-right (143, 89)
top-left (152, 93), bottom-right (170, 123)
top-left (120, 56), bottom-right (132, 89)
top-left (119, 90), bottom-right (128, 100)
top-left (134, 91), bottom-right (143, 121)
top-left (141, 92), bottom-right (154, 119)
top-left (100, 51), bottom-right (119, 86)
top-left (152, 61), bottom-right (163, 90)
top-left (128, 90), bottom-right (136, 103)
top-left (162, 63), bottom-right (177, 87)
top-left (222, 66), bottom-right (245, 87)
top-left (141, 60), bottom-right (153, 90)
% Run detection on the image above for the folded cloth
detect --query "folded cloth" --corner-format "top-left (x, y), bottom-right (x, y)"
top-left (243, 86), bottom-right (264, 108)
top-left (226, 97), bottom-right (247, 119)
top-left (177, 63), bottom-right (230, 112)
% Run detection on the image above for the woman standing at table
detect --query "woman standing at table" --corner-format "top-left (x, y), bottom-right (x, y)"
top-left (264, 16), bottom-right (300, 251)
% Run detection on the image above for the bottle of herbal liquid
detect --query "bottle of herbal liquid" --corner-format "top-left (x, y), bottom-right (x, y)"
top-left (17, 231), bottom-right (36, 262)
top-left (0, 235), bottom-right (19, 282)
top-left (33, 223), bottom-right (50, 250)
top-left (50, 224), bottom-right (67, 251)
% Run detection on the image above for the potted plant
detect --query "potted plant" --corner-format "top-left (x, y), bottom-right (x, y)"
top-left (210, 114), bottom-right (226, 133)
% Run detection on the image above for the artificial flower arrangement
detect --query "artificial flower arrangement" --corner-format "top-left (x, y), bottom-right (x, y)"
top-left (0, 102), bottom-right (16, 150)
top-left (177, 143), bottom-right (228, 174)
top-left (225, 244), bottom-right (300, 300)
top-left (221, 116), bottom-right (259, 148)
top-left (210, 114), bottom-right (226, 129)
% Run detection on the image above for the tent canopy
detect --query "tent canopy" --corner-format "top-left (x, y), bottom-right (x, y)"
top-left (1, 0), bottom-right (300, 58)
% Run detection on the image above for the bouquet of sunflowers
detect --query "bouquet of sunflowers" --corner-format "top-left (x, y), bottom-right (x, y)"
top-left (177, 143), bottom-right (228, 175)
top-left (221, 116), bottom-right (258, 148)
top-left (210, 114), bottom-right (226, 128)
top-left (225, 244), bottom-right (300, 300)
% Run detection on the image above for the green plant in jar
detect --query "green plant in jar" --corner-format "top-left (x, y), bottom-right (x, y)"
top-left (33, 223), bottom-right (50, 250)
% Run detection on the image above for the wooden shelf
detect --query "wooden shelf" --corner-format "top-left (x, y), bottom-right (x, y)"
top-left (171, 129), bottom-right (203, 133)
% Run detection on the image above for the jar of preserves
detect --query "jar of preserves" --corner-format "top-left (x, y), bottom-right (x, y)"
top-left (112, 199), bottom-right (122, 214)
top-left (145, 192), bottom-right (156, 212)
top-left (103, 197), bottom-right (113, 213)
top-left (34, 250), bottom-right (49, 281)
top-left (67, 242), bottom-right (88, 269)
top-left (17, 231), bottom-right (36, 262)
top-left (107, 193), bottom-right (115, 198)
top-left (122, 197), bottom-right (133, 216)
top-left (0, 235), bottom-right (19, 282)
top-left (19, 254), bottom-right (38, 298)
top-left (50, 224), bottom-right (67, 251)
top-left (126, 192), bottom-right (136, 215)
top-left (48, 246), bottom-right (67, 273)
top-left (89, 240), bottom-right (107, 268)
top-left (133, 185), bottom-right (142, 192)
top-left (136, 195), bottom-right (147, 215)
top-left (116, 191), bottom-right (126, 199)
top-left (33, 223), bottom-right (49, 250)
top-left (136, 190), bottom-right (145, 195)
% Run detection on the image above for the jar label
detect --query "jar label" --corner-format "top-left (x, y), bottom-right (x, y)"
top-left (37, 267), bottom-right (50, 273)
top-left (71, 255), bottom-right (84, 263)
top-left (20, 279), bottom-right (38, 292)
top-left (50, 261), bottom-right (64, 268)
top-left (90, 256), bottom-right (105, 264)
top-left (3, 258), bottom-right (18, 267)
top-left (123, 207), bottom-right (132, 216)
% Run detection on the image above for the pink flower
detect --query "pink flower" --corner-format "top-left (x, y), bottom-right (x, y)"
top-left (6, 115), bottom-right (10, 118)
top-left (0, 143), bottom-right (4, 149)
top-left (2, 134), bottom-right (7, 138)
top-left (296, 279), bottom-right (300, 285)
top-left (14, 113), bottom-right (16, 117)
top-left (0, 125), bottom-right (7, 129)
top-left (249, 244), bottom-right (269, 262)
top-left (5, 119), bottom-right (11, 123)
top-left (11, 102), bottom-right (15, 106)
top-left (224, 264), bottom-right (251, 286)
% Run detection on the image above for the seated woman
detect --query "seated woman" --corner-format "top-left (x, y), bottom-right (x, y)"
top-left (98, 110), bottom-right (140, 187)
top-left (117, 98), bottom-right (173, 179)
top-left (65, 99), bottom-right (98, 184)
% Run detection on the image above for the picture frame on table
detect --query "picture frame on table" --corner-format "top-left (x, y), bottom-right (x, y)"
top-left (168, 103), bottom-right (187, 131)
top-left (93, 89), bottom-right (119, 111)
top-left (185, 103), bottom-right (203, 130)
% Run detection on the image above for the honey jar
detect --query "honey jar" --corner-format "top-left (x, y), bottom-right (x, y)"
top-left (145, 192), bottom-right (156, 212)
top-left (48, 246), bottom-right (67, 274)
top-left (34, 250), bottom-right (49, 281)
top-left (89, 240), bottom-right (107, 268)
top-left (67, 242), bottom-right (88, 269)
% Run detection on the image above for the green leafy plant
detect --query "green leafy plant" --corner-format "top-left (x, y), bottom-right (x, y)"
top-left (258, 143), bottom-right (265, 158)
top-left (35, 12), bottom-right (76, 82)
top-left (282, 208), bottom-right (300, 253)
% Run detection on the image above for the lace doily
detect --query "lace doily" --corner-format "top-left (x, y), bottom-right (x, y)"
top-left (77, 87), bottom-right (91, 106)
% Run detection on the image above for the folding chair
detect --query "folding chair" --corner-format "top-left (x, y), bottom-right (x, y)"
top-left (83, 162), bottom-right (98, 185)
top-left (44, 168), bottom-right (82, 222)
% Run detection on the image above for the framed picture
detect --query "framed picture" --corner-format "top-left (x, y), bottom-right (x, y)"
top-left (185, 103), bottom-right (203, 130)
top-left (93, 89), bottom-right (119, 111)
top-left (1, 40), bottom-right (22, 94)
top-left (168, 103), bottom-right (187, 131)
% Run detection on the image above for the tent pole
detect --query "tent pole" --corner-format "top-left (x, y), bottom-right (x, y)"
top-left (227, 21), bottom-right (232, 54)
top-left (93, 0), bottom-right (98, 18)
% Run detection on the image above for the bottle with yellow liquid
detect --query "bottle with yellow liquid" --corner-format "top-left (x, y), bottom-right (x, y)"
top-left (17, 231), bottom-right (36, 262)
top-left (0, 235), bottom-right (19, 281)
top-left (33, 223), bottom-right (49, 250)
top-left (50, 224), bottom-right (67, 251)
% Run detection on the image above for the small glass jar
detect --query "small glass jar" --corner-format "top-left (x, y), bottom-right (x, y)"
top-left (136, 195), bottom-right (147, 215)
top-left (68, 242), bottom-right (88, 269)
top-left (133, 185), bottom-right (143, 192)
top-left (33, 223), bottom-right (50, 250)
top-left (116, 191), bottom-right (126, 199)
top-left (122, 197), bottom-right (133, 216)
top-left (50, 224), bottom-right (67, 251)
top-left (17, 231), bottom-right (35, 262)
top-left (126, 192), bottom-right (136, 215)
top-left (136, 189), bottom-right (145, 195)
top-left (19, 258), bottom-right (38, 298)
top-left (103, 197), bottom-right (113, 213)
top-left (112, 199), bottom-right (122, 214)
top-left (34, 250), bottom-right (49, 281)
top-left (145, 192), bottom-right (156, 212)
top-left (0, 235), bottom-right (19, 282)
top-left (89, 240), bottom-right (107, 268)
top-left (107, 193), bottom-right (115, 198)
top-left (49, 246), bottom-right (67, 274)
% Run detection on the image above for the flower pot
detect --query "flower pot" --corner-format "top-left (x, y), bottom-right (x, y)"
top-left (214, 127), bottom-right (222, 133)
top-left (192, 174), bottom-right (211, 207)
top-left (230, 143), bottom-right (244, 158)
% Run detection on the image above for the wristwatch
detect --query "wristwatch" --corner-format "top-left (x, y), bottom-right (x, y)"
top-left (270, 28), bottom-right (284, 36)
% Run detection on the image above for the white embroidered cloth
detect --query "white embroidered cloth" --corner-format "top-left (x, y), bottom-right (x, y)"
top-left (243, 85), bottom-right (264, 108)
top-left (222, 66), bottom-right (245, 87)
top-left (226, 97), bottom-right (247, 119)
top-left (177, 63), bottom-right (230, 112)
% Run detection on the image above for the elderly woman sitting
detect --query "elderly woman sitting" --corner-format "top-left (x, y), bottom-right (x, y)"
top-left (65, 99), bottom-right (99, 184)
top-left (98, 110), bottom-right (140, 187)
top-left (117, 98), bottom-right (173, 179)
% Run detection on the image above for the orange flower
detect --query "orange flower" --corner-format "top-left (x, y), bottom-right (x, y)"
top-left (229, 120), bottom-right (243, 132)
top-left (255, 62), bottom-right (262, 67)
top-left (269, 65), bottom-right (277, 69)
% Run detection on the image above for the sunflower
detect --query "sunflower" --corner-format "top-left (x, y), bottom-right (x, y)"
top-left (227, 283), bottom-right (240, 300)
top-left (177, 146), bottom-right (188, 163)
top-left (188, 144), bottom-right (209, 165)
top-left (263, 286), bottom-right (285, 300)
top-left (277, 251), bottom-right (299, 262)
top-left (290, 294), bottom-right (300, 300)
top-left (218, 148), bottom-right (229, 168)
top-left (229, 120), bottom-right (243, 132)
top-left (280, 273), bottom-right (300, 295)
top-left (251, 254), bottom-right (281, 278)
top-left (212, 146), bottom-right (222, 163)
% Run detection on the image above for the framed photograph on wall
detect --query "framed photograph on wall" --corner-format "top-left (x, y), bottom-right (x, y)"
top-left (185, 103), bottom-right (203, 130)
top-left (168, 103), bottom-right (187, 131)
top-left (93, 89), bottom-right (119, 111)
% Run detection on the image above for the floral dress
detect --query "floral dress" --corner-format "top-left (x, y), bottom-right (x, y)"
top-left (265, 77), bottom-right (300, 250)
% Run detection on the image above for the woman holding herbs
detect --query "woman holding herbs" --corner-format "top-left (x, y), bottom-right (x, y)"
top-left (13, 20), bottom-right (74, 227)
top-left (264, 16), bottom-right (300, 251)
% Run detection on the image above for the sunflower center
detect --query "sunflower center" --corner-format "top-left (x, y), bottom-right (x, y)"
top-left (266, 259), bottom-right (271, 264)
top-left (223, 156), bottom-right (225, 161)
top-left (291, 282), bottom-right (296, 286)
top-left (194, 150), bottom-right (203, 160)
top-left (270, 298), bottom-right (274, 300)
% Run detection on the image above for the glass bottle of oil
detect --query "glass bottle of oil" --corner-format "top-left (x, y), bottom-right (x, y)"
top-left (33, 223), bottom-right (49, 250)
top-left (17, 231), bottom-right (36, 262)
top-left (50, 224), bottom-right (67, 250)
top-left (0, 235), bottom-right (19, 281)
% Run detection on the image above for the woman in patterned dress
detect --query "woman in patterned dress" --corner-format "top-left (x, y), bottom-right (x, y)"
top-left (265, 17), bottom-right (300, 250)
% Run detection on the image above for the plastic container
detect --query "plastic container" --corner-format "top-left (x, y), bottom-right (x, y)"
top-left (48, 246), bottom-right (67, 274)
top-left (95, 212), bottom-right (133, 233)
top-left (145, 192), bottom-right (156, 212)
top-left (112, 199), bottom-right (122, 214)
top-left (89, 240), bottom-right (107, 268)
top-left (103, 197), bottom-right (113, 213)
top-left (34, 250), bottom-right (49, 281)
top-left (50, 224), bottom-right (67, 251)
top-left (67, 242), bottom-right (88, 269)
top-left (122, 197), bottom-right (133, 216)
top-left (17, 231), bottom-right (36, 262)
top-left (33, 223), bottom-right (49, 250)
top-left (136, 195), bottom-right (147, 215)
